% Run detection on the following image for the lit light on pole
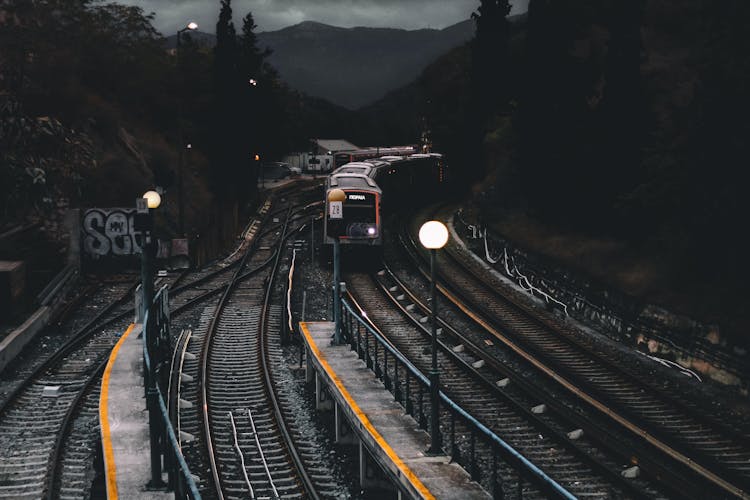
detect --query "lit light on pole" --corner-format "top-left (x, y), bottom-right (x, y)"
top-left (138, 189), bottom-right (165, 490)
top-left (176, 21), bottom-right (197, 237)
top-left (139, 190), bottom-right (161, 320)
top-left (419, 220), bottom-right (449, 454)
top-left (328, 188), bottom-right (346, 344)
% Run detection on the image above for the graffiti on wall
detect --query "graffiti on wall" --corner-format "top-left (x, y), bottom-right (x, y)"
top-left (82, 208), bottom-right (143, 258)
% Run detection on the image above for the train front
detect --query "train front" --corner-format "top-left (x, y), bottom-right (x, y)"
top-left (324, 176), bottom-right (382, 247)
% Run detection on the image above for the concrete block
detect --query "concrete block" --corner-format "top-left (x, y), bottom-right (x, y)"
top-left (43, 385), bottom-right (62, 397)
top-left (567, 429), bottom-right (584, 440)
top-left (0, 261), bottom-right (26, 318)
top-left (0, 307), bottom-right (50, 372)
top-left (531, 404), bottom-right (546, 414)
top-left (621, 465), bottom-right (640, 478)
top-left (316, 373), bottom-right (333, 411)
top-left (335, 404), bottom-right (358, 445)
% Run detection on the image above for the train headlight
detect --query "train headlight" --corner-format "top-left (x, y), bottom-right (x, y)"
top-left (346, 223), bottom-right (378, 238)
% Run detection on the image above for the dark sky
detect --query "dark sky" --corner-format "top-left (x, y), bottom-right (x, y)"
top-left (120, 0), bottom-right (529, 35)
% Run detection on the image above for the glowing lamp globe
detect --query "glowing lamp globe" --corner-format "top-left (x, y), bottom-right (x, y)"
top-left (328, 188), bottom-right (346, 203)
top-left (419, 220), bottom-right (448, 250)
top-left (142, 190), bottom-right (161, 209)
top-left (187, 22), bottom-right (198, 30)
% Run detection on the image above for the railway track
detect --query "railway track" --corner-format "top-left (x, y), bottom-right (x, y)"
top-left (390, 208), bottom-right (750, 498)
top-left (345, 267), bottom-right (658, 498)
top-left (168, 189), bottom-right (348, 499)
top-left (0, 181), bottom-right (335, 499)
top-left (0, 278), bottom-right (136, 499)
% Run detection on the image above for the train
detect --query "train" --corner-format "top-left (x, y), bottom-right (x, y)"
top-left (323, 153), bottom-right (447, 254)
top-left (332, 145), bottom-right (419, 171)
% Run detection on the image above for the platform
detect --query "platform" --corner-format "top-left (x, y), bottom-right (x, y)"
top-left (300, 321), bottom-right (490, 500)
top-left (99, 323), bottom-right (171, 499)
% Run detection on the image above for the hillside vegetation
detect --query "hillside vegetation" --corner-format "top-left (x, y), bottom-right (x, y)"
top-left (0, 0), bottom-right (330, 249)
top-left (2, 0), bottom-right (748, 346)
top-left (370, 0), bottom-right (750, 346)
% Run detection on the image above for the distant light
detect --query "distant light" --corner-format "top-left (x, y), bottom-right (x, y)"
top-left (142, 190), bottom-right (161, 209)
top-left (187, 22), bottom-right (198, 30)
top-left (419, 220), bottom-right (448, 249)
top-left (367, 227), bottom-right (376, 235)
top-left (249, 78), bottom-right (257, 86)
top-left (186, 143), bottom-right (192, 149)
top-left (254, 154), bottom-right (260, 161)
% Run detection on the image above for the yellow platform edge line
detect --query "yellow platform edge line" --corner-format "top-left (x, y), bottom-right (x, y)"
top-left (99, 323), bottom-right (136, 500)
top-left (300, 322), bottom-right (436, 500)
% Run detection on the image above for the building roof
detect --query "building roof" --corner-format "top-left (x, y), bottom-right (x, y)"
top-left (313, 139), bottom-right (359, 153)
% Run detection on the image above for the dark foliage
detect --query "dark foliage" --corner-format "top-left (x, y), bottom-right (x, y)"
top-left (463, 0), bottom-right (512, 182)
top-left (0, 0), bottom-right (172, 218)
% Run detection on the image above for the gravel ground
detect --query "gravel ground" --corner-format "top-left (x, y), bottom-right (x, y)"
top-left (284, 218), bottom-right (368, 498)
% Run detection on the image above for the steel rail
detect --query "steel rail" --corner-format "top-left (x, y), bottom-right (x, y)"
top-left (405, 211), bottom-right (750, 499)
top-left (258, 206), bottom-right (321, 500)
top-left (247, 409), bottom-right (280, 499)
top-left (368, 260), bottom-right (664, 497)
top-left (199, 199), bottom-right (320, 498)
top-left (44, 357), bottom-right (108, 499)
top-left (228, 412), bottom-right (255, 498)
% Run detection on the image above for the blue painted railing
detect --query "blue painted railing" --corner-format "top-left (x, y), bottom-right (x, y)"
top-left (143, 286), bottom-right (202, 499)
top-left (340, 297), bottom-right (576, 499)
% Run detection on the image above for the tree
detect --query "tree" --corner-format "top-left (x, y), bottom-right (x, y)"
top-left (465, 0), bottom-right (512, 182)
top-left (237, 12), bottom-right (272, 191)
top-left (598, 0), bottom-right (646, 216)
top-left (211, 0), bottom-right (243, 196)
top-left (472, 0), bottom-right (512, 116)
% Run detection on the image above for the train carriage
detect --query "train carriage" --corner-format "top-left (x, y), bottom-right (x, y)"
top-left (323, 173), bottom-right (382, 246)
top-left (332, 145), bottom-right (418, 171)
top-left (323, 153), bottom-right (447, 254)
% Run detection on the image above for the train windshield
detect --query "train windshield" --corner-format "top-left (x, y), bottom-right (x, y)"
top-left (342, 192), bottom-right (378, 237)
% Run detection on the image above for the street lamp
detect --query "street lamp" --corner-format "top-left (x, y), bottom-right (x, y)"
top-left (139, 190), bottom-right (161, 320)
top-left (419, 220), bottom-right (449, 455)
top-left (138, 190), bottom-right (165, 490)
top-left (327, 188), bottom-right (346, 344)
top-left (176, 21), bottom-right (197, 236)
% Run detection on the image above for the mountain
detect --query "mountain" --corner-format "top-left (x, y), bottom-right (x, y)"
top-left (257, 20), bottom-right (475, 109)
top-left (165, 20), bottom-right (476, 109)
top-left (165, 30), bottom-right (217, 49)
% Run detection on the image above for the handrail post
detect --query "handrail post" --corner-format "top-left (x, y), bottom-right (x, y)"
top-left (144, 299), bottom-right (166, 490)
top-left (332, 237), bottom-right (343, 344)
top-left (427, 248), bottom-right (442, 454)
top-left (145, 353), bottom-right (165, 489)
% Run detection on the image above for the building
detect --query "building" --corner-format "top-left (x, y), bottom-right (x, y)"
top-left (282, 139), bottom-right (359, 173)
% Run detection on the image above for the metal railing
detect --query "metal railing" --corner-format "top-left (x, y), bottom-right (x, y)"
top-left (36, 264), bottom-right (78, 307)
top-left (143, 285), bottom-right (202, 499)
top-left (339, 297), bottom-right (575, 499)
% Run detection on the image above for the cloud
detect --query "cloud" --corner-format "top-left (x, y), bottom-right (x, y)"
top-left (120, 0), bottom-right (529, 35)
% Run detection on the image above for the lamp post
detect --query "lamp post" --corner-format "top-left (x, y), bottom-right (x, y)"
top-left (176, 21), bottom-right (197, 236)
top-left (139, 190), bottom-right (161, 320)
top-left (327, 188), bottom-right (346, 344)
top-left (138, 189), bottom-right (164, 490)
top-left (419, 220), bottom-right (449, 455)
